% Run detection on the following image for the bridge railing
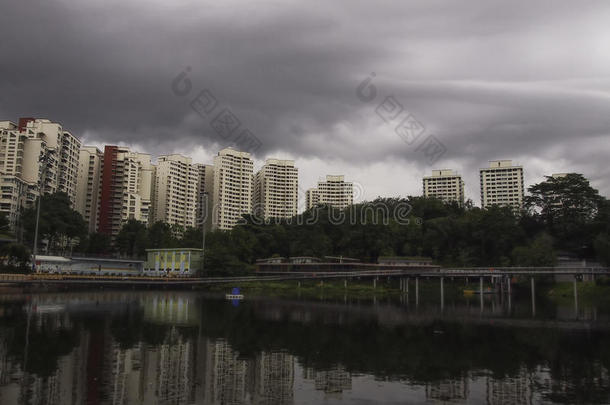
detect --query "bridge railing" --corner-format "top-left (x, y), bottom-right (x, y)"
top-left (0, 274), bottom-right (27, 281)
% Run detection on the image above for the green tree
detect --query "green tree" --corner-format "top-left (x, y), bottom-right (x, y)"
top-left (511, 233), bottom-right (556, 266)
top-left (594, 233), bottom-right (610, 266)
top-left (0, 212), bottom-right (10, 235)
top-left (525, 174), bottom-right (603, 254)
top-left (115, 220), bottom-right (148, 257)
top-left (592, 199), bottom-right (610, 265)
top-left (0, 243), bottom-right (31, 271)
top-left (178, 227), bottom-right (204, 248)
top-left (84, 232), bottom-right (113, 255)
top-left (20, 192), bottom-right (87, 254)
top-left (203, 231), bottom-right (247, 275)
top-left (147, 221), bottom-right (177, 249)
top-left (525, 174), bottom-right (603, 222)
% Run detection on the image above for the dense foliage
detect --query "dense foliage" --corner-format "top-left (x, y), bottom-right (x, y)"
top-left (20, 192), bottom-right (87, 255)
top-left (4, 173), bottom-right (609, 274)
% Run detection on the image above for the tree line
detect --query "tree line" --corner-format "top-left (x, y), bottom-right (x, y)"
top-left (2, 172), bottom-right (609, 274)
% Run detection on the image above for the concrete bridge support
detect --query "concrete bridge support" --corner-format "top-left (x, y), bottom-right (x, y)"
top-left (440, 277), bottom-right (444, 311)
top-left (531, 277), bottom-right (536, 317)
top-left (574, 276), bottom-right (578, 319)
top-left (415, 277), bottom-right (419, 307)
top-left (507, 276), bottom-right (512, 313)
top-left (479, 277), bottom-right (483, 312)
top-left (399, 277), bottom-right (410, 294)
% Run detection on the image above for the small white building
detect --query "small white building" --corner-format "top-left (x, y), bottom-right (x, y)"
top-left (34, 255), bottom-right (72, 273)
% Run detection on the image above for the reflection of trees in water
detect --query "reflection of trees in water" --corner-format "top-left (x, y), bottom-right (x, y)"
top-left (0, 295), bottom-right (609, 404)
top-left (3, 307), bottom-right (80, 377)
top-left (0, 305), bottom-right (85, 405)
top-left (198, 299), bottom-right (610, 403)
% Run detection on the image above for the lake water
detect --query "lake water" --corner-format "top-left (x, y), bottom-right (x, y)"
top-left (0, 289), bottom-right (608, 404)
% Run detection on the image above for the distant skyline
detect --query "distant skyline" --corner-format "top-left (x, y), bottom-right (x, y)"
top-left (2, 0), bottom-right (609, 203)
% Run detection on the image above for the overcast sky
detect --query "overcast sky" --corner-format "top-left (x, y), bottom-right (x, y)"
top-left (2, 0), bottom-right (609, 208)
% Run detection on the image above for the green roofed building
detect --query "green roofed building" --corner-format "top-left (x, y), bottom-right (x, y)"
top-left (144, 248), bottom-right (203, 277)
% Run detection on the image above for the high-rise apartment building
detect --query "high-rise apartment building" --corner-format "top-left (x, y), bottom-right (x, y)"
top-left (306, 175), bottom-right (353, 210)
top-left (0, 118), bottom-right (81, 228)
top-left (251, 351), bottom-right (295, 404)
top-left (423, 169), bottom-right (465, 205)
top-left (75, 146), bottom-right (103, 233)
top-left (151, 154), bottom-right (200, 230)
top-left (98, 146), bottom-right (153, 237)
top-left (479, 160), bottom-right (524, 210)
top-left (212, 148), bottom-right (254, 230)
top-left (305, 188), bottom-right (320, 210)
top-left (195, 163), bottom-right (214, 231)
top-left (253, 159), bottom-right (298, 220)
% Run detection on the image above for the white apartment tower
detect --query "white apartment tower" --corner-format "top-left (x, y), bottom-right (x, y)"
top-left (253, 159), bottom-right (298, 220)
top-left (98, 146), bottom-right (153, 237)
top-left (305, 189), bottom-right (320, 210)
top-left (423, 169), bottom-right (465, 206)
top-left (306, 175), bottom-right (353, 210)
top-left (151, 154), bottom-right (200, 229)
top-left (479, 160), bottom-right (524, 211)
top-left (212, 148), bottom-right (254, 230)
top-left (0, 118), bottom-right (81, 228)
top-left (75, 146), bottom-right (103, 233)
top-left (195, 163), bottom-right (214, 231)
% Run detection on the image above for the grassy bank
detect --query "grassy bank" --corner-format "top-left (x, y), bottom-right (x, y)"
top-left (546, 281), bottom-right (610, 306)
top-left (206, 278), bottom-right (495, 300)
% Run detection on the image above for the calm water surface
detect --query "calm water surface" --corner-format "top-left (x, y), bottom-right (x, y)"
top-left (0, 289), bottom-right (608, 404)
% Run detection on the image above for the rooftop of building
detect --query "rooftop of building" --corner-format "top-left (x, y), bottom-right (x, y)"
top-left (480, 160), bottom-right (522, 170)
top-left (145, 247), bottom-right (203, 252)
top-left (217, 147), bottom-right (252, 158)
top-left (424, 169), bottom-right (461, 178)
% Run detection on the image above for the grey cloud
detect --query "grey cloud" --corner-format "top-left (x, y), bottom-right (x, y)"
top-left (1, 0), bottom-right (609, 198)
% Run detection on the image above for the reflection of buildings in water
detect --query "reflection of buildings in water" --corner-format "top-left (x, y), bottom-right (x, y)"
top-left (303, 365), bottom-right (352, 397)
top-left (0, 329), bottom-right (15, 387)
top-left (0, 309), bottom-right (201, 405)
top-left (486, 367), bottom-right (533, 405)
top-left (251, 351), bottom-right (295, 405)
top-left (425, 375), bottom-right (469, 402)
top-left (199, 339), bottom-right (250, 405)
top-left (103, 326), bottom-right (196, 405)
top-left (54, 331), bottom-right (89, 405)
top-left (195, 338), bottom-right (297, 405)
top-left (141, 294), bottom-right (198, 326)
top-left (154, 328), bottom-right (196, 405)
top-left (102, 339), bottom-right (142, 405)
top-left (531, 365), bottom-right (610, 403)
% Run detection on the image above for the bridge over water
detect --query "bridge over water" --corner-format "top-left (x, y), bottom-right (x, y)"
top-left (1, 266), bottom-right (608, 285)
top-left (1, 266), bottom-right (608, 319)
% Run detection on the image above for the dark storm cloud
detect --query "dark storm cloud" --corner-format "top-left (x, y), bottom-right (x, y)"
top-left (1, 0), bottom-right (610, 198)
